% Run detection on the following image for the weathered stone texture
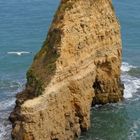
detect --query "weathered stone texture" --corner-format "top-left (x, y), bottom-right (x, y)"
top-left (10, 0), bottom-right (123, 139)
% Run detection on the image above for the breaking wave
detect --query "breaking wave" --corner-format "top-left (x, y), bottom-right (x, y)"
top-left (0, 79), bottom-right (24, 140)
top-left (121, 62), bottom-right (140, 99)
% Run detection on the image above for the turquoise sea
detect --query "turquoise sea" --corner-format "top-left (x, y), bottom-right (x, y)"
top-left (0, 0), bottom-right (140, 140)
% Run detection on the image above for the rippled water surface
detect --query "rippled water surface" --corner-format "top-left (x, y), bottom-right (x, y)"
top-left (0, 0), bottom-right (140, 139)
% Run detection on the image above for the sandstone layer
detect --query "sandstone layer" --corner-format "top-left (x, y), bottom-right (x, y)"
top-left (10, 0), bottom-right (124, 139)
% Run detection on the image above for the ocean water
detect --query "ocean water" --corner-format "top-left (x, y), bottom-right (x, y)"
top-left (0, 0), bottom-right (60, 139)
top-left (0, 0), bottom-right (140, 140)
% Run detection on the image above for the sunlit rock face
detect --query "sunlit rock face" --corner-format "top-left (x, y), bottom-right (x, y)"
top-left (10, 0), bottom-right (123, 139)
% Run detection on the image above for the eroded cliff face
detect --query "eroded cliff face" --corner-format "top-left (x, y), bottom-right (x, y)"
top-left (10, 0), bottom-right (124, 139)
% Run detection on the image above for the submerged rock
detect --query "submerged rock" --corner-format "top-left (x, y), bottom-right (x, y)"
top-left (10, 0), bottom-right (123, 139)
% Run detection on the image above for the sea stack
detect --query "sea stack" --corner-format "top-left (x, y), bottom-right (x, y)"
top-left (10, 0), bottom-right (124, 139)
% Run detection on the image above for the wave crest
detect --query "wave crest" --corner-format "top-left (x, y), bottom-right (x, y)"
top-left (121, 62), bottom-right (140, 99)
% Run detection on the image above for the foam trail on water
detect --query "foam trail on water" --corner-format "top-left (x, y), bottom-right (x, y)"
top-left (121, 62), bottom-right (140, 99)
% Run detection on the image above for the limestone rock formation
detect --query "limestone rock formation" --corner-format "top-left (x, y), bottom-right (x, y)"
top-left (10, 0), bottom-right (124, 139)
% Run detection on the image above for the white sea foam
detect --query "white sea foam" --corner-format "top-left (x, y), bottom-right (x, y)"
top-left (0, 80), bottom-right (23, 140)
top-left (122, 74), bottom-right (140, 98)
top-left (0, 121), bottom-right (12, 140)
top-left (0, 98), bottom-right (15, 140)
top-left (0, 124), bottom-right (5, 140)
top-left (128, 119), bottom-right (140, 140)
top-left (121, 62), bottom-right (136, 72)
top-left (7, 51), bottom-right (31, 56)
top-left (121, 62), bottom-right (140, 99)
top-left (0, 99), bottom-right (15, 111)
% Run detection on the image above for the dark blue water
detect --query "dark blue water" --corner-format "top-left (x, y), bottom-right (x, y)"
top-left (0, 0), bottom-right (140, 140)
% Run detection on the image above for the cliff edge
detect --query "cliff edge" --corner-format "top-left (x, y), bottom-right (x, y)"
top-left (10, 0), bottom-right (124, 139)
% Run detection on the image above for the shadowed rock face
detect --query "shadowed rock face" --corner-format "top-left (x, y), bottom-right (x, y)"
top-left (10, 0), bottom-right (124, 139)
